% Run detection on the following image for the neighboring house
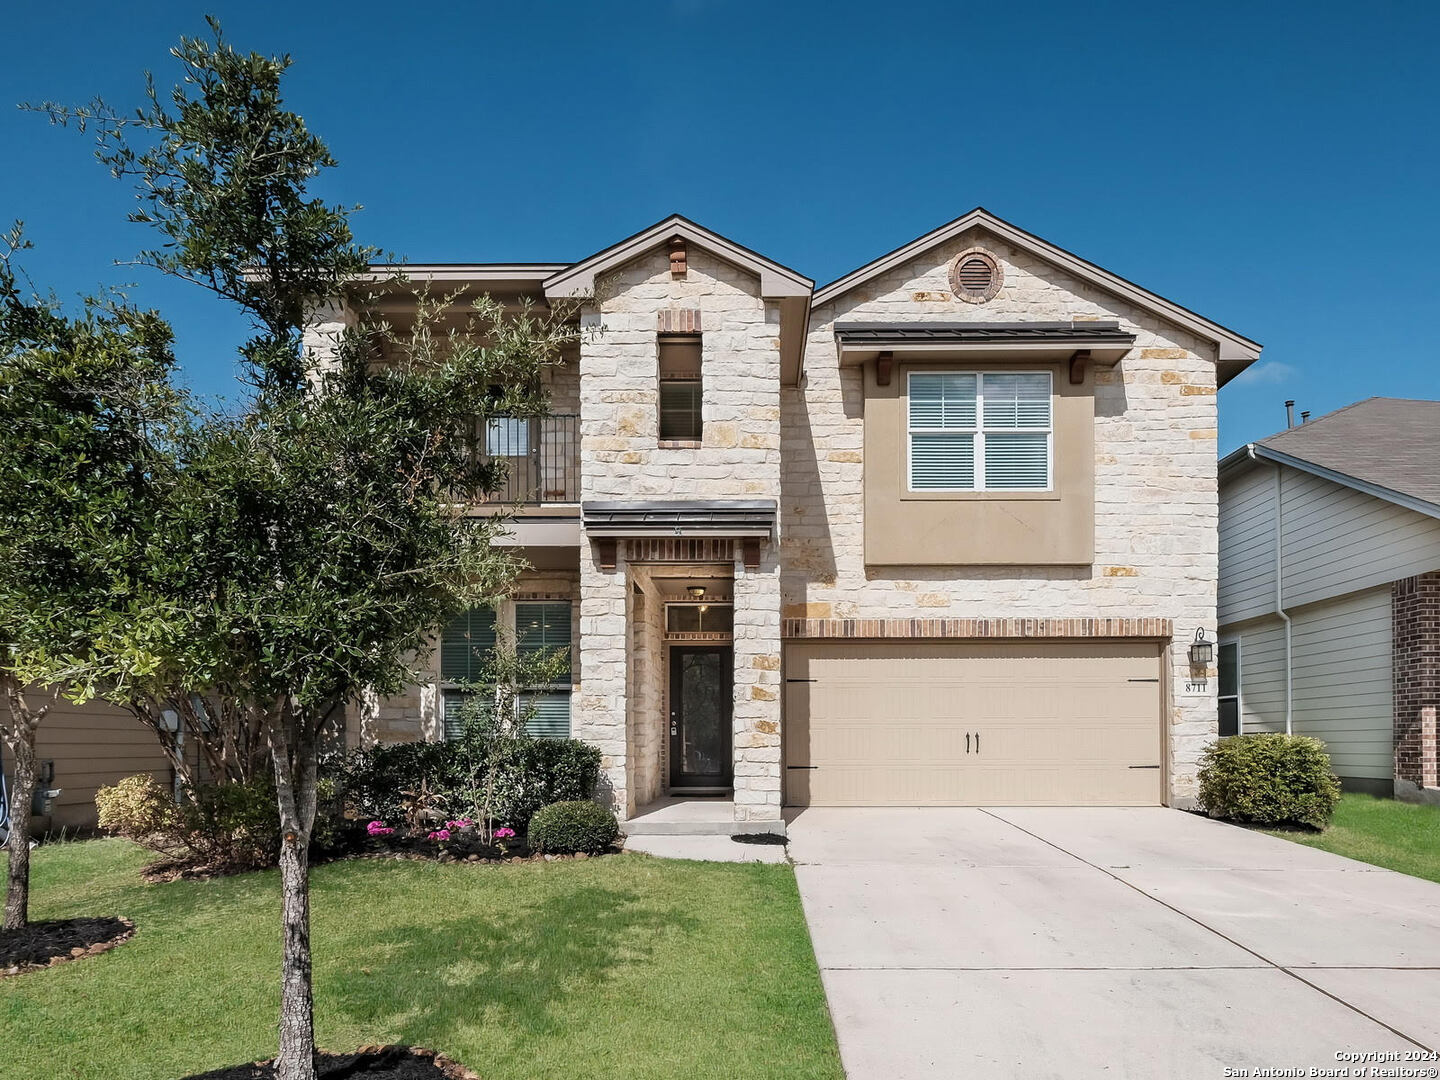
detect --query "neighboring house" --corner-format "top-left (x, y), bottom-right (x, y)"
top-left (1219, 398), bottom-right (1440, 804)
top-left (1, 696), bottom-right (180, 830)
top-left (325, 207), bottom-right (1262, 833)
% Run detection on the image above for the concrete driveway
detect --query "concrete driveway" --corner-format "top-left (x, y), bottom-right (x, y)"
top-left (788, 807), bottom-right (1440, 1080)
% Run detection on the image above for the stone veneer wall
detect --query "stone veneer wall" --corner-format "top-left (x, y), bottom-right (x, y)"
top-left (578, 247), bottom-right (781, 499)
top-left (730, 546), bottom-right (783, 821)
top-left (628, 571), bottom-right (668, 808)
top-left (782, 226), bottom-right (1219, 806)
top-left (1394, 571), bottom-right (1440, 804)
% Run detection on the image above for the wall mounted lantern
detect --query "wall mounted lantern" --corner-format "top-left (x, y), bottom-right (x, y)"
top-left (1188, 628), bottom-right (1214, 666)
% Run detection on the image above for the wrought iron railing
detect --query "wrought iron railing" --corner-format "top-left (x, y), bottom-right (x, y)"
top-left (468, 414), bottom-right (579, 504)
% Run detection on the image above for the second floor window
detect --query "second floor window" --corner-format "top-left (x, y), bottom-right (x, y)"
top-left (908, 371), bottom-right (1052, 492)
top-left (658, 334), bottom-right (702, 441)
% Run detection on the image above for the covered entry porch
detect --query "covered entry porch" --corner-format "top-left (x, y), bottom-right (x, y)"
top-left (576, 503), bottom-right (784, 833)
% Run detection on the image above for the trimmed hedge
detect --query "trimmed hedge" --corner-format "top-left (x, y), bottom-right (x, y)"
top-left (527, 800), bottom-right (619, 855)
top-left (1197, 733), bottom-right (1341, 830)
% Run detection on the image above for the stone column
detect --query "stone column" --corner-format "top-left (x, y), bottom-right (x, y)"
top-left (1394, 572), bottom-right (1440, 804)
top-left (731, 540), bottom-right (783, 826)
top-left (578, 540), bottom-right (631, 816)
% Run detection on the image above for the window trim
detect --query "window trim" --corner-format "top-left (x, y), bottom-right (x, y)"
top-left (1218, 637), bottom-right (1242, 737)
top-left (905, 370), bottom-right (1054, 494)
top-left (658, 333), bottom-right (704, 443)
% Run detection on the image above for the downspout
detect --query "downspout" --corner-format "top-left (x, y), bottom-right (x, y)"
top-left (1250, 444), bottom-right (1294, 734)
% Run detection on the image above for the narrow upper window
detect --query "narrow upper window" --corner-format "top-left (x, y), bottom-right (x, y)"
top-left (908, 371), bottom-right (1052, 491)
top-left (658, 334), bottom-right (702, 441)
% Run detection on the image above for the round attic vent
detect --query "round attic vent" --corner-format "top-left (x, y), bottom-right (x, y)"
top-left (949, 248), bottom-right (1003, 303)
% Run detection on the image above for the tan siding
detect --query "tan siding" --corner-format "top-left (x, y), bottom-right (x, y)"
top-left (26, 696), bottom-right (174, 829)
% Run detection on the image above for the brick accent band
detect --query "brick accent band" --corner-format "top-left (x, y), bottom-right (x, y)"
top-left (656, 308), bottom-right (702, 334)
top-left (783, 617), bottom-right (1174, 640)
top-left (627, 538), bottom-right (734, 563)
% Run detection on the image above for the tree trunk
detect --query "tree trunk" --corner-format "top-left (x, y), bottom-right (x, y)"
top-left (2, 674), bottom-right (48, 933)
top-left (270, 704), bottom-right (321, 1080)
top-left (3, 725), bottom-right (37, 932)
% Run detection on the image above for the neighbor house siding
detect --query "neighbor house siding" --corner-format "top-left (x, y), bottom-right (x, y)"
top-left (1228, 589), bottom-right (1393, 783)
top-left (1278, 471), bottom-right (1440, 609)
top-left (1218, 464), bottom-right (1277, 626)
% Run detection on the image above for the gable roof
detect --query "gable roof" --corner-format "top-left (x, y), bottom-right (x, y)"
top-left (1221, 397), bottom-right (1440, 520)
top-left (542, 214), bottom-right (813, 299)
top-left (811, 207), bottom-right (1262, 385)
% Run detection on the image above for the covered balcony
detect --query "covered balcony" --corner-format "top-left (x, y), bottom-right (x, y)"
top-left (468, 413), bottom-right (579, 505)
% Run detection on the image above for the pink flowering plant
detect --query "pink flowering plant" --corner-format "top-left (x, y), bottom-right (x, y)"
top-left (493, 827), bottom-right (515, 840)
top-left (365, 820), bottom-right (394, 838)
top-left (426, 829), bottom-right (451, 842)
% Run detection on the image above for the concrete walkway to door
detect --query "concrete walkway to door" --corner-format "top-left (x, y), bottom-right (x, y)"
top-left (787, 807), bottom-right (1440, 1080)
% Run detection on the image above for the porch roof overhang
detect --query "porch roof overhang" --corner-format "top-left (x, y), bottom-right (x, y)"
top-left (834, 321), bottom-right (1137, 367)
top-left (582, 500), bottom-right (777, 538)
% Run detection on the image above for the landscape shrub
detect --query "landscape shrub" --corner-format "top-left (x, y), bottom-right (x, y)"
top-left (1197, 733), bottom-right (1342, 830)
top-left (527, 799), bottom-right (619, 855)
top-left (96, 773), bottom-right (280, 871)
top-left (342, 735), bottom-right (601, 833)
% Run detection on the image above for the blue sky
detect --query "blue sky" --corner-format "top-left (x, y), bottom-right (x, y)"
top-left (3, 1), bottom-right (1437, 451)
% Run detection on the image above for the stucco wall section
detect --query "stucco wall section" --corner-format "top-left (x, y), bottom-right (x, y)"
top-left (782, 226), bottom-right (1220, 805)
top-left (579, 247), bottom-right (782, 501)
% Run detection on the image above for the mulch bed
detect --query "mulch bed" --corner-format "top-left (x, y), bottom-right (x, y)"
top-left (0, 916), bottom-right (135, 977)
top-left (181, 1046), bottom-right (479, 1079)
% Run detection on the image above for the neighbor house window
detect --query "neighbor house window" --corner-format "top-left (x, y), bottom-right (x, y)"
top-left (907, 371), bottom-right (1052, 491)
top-left (1218, 641), bottom-right (1240, 737)
top-left (439, 602), bottom-right (572, 739)
top-left (658, 334), bottom-right (702, 441)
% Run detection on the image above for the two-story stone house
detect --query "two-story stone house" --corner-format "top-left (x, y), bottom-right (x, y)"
top-left (330, 208), bottom-right (1262, 835)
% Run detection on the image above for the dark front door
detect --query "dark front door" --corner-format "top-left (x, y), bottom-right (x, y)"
top-left (669, 646), bottom-right (733, 789)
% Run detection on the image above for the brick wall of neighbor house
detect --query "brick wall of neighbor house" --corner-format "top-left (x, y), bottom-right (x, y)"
top-left (1393, 571), bottom-right (1440, 803)
top-left (574, 247), bottom-right (785, 818)
top-left (783, 228), bottom-right (1220, 806)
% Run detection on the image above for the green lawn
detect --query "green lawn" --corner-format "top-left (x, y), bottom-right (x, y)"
top-left (1, 840), bottom-right (842, 1080)
top-left (1266, 793), bottom-right (1440, 883)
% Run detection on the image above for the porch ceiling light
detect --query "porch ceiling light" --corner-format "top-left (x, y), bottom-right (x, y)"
top-left (687, 586), bottom-right (706, 599)
top-left (1188, 628), bottom-right (1214, 666)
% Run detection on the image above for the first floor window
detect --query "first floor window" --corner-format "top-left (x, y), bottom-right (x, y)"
top-left (1218, 641), bottom-right (1240, 737)
top-left (908, 370), bottom-right (1052, 491)
top-left (440, 600), bottom-right (573, 740)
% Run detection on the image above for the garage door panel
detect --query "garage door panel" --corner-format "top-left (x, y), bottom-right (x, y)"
top-left (785, 641), bottom-right (1162, 807)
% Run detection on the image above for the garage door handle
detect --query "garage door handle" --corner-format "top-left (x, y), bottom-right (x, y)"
top-left (786, 765), bottom-right (818, 770)
top-left (966, 732), bottom-right (971, 754)
top-left (1128, 765), bottom-right (1160, 769)
top-left (975, 733), bottom-right (980, 754)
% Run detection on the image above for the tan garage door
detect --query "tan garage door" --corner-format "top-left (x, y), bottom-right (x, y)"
top-left (784, 641), bottom-right (1163, 806)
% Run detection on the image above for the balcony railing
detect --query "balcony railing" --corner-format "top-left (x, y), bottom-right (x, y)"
top-left (468, 414), bottom-right (579, 504)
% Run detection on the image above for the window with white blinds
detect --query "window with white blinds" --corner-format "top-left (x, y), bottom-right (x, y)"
top-left (908, 371), bottom-right (1052, 491)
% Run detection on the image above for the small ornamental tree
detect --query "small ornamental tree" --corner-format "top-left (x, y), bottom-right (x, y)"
top-left (0, 229), bottom-right (184, 931)
top-left (40, 22), bottom-right (580, 1079)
